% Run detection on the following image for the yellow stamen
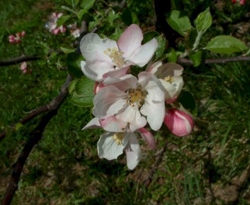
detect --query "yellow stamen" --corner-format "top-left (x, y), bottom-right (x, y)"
top-left (113, 133), bottom-right (124, 145)
top-left (164, 76), bottom-right (173, 83)
top-left (126, 86), bottom-right (147, 107)
top-left (104, 48), bottom-right (125, 69)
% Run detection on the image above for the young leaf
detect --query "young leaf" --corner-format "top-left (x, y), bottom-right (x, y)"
top-left (57, 15), bottom-right (70, 27)
top-left (189, 51), bottom-right (202, 67)
top-left (67, 52), bottom-right (84, 78)
top-left (81, 0), bottom-right (95, 10)
top-left (69, 77), bottom-right (94, 107)
top-left (155, 35), bottom-right (166, 60)
top-left (166, 10), bottom-right (192, 37)
top-left (194, 8), bottom-right (212, 33)
top-left (166, 48), bottom-right (177, 62)
top-left (205, 35), bottom-right (248, 54)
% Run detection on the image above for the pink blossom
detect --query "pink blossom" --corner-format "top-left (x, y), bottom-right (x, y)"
top-left (92, 72), bottom-right (165, 132)
top-left (20, 62), bottom-right (27, 74)
top-left (147, 62), bottom-right (184, 103)
top-left (164, 109), bottom-right (193, 137)
top-left (8, 31), bottom-right (25, 44)
top-left (45, 12), bottom-right (66, 35)
top-left (80, 24), bottom-right (158, 82)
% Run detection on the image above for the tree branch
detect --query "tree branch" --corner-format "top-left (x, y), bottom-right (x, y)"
top-left (0, 56), bottom-right (41, 66)
top-left (177, 55), bottom-right (250, 65)
top-left (1, 74), bottom-right (73, 205)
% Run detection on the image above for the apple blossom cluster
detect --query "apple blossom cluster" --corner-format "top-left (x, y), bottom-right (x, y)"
top-left (8, 31), bottom-right (25, 44)
top-left (45, 13), bottom-right (80, 38)
top-left (79, 24), bottom-right (193, 170)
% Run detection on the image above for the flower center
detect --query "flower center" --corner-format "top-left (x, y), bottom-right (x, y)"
top-left (112, 133), bottom-right (124, 145)
top-left (127, 86), bottom-right (147, 107)
top-left (164, 76), bottom-right (173, 83)
top-left (104, 48), bottom-right (125, 69)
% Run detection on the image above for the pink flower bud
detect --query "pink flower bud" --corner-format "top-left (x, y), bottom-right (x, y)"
top-left (164, 109), bottom-right (193, 137)
top-left (8, 35), bottom-right (16, 43)
top-left (240, 0), bottom-right (245, 5)
top-left (21, 31), bottom-right (26, 37)
top-left (20, 62), bottom-right (27, 73)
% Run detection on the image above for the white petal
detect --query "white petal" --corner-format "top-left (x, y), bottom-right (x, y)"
top-left (80, 33), bottom-right (117, 63)
top-left (125, 133), bottom-right (141, 170)
top-left (97, 132), bottom-right (128, 160)
top-left (116, 106), bottom-right (147, 132)
top-left (128, 38), bottom-right (158, 67)
top-left (140, 100), bottom-right (165, 131)
top-left (138, 128), bottom-right (155, 149)
top-left (117, 24), bottom-right (143, 59)
top-left (81, 60), bottom-right (114, 82)
top-left (82, 117), bottom-right (101, 130)
top-left (93, 86), bottom-right (127, 117)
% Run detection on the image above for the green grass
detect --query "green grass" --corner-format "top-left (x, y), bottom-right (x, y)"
top-left (1, 0), bottom-right (250, 204)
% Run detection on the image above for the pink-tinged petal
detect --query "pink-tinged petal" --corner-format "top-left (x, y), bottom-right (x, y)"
top-left (81, 60), bottom-right (114, 82)
top-left (100, 116), bottom-right (127, 132)
top-left (93, 86), bottom-right (127, 117)
top-left (80, 33), bottom-right (117, 63)
top-left (146, 61), bottom-right (163, 73)
top-left (125, 133), bottom-right (141, 170)
top-left (138, 128), bottom-right (155, 149)
top-left (139, 72), bottom-right (165, 102)
top-left (97, 132), bottom-right (129, 160)
top-left (128, 38), bottom-right (158, 67)
top-left (82, 117), bottom-right (101, 130)
top-left (117, 24), bottom-right (143, 59)
top-left (116, 106), bottom-right (147, 132)
top-left (103, 66), bottom-right (130, 80)
top-left (164, 109), bottom-right (194, 137)
top-left (102, 74), bottom-right (137, 92)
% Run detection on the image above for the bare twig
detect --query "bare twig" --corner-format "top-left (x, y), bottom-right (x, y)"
top-left (1, 75), bottom-right (73, 205)
top-left (177, 56), bottom-right (250, 65)
top-left (0, 56), bottom-right (41, 66)
top-left (0, 106), bottom-right (48, 141)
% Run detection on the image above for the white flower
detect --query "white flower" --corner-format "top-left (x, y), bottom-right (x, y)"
top-left (148, 62), bottom-right (184, 103)
top-left (92, 72), bottom-right (165, 131)
top-left (80, 24), bottom-right (158, 81)
top-left (97, 132), bottom-right (141, 170)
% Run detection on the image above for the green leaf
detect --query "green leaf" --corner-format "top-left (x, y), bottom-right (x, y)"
top-left (143, 31), bottom-right (159, 43)
top-left (121, 8), bottom-right (139, 25)
top-left (166, 10), bottom-right (192, 37)
top-left (67, 52), bottom-right (84, 78)
top-left (69, 77), bottom-right (94, 107)
top-left (15, 122), bottom-right (23, 131)
top-left (166, 48), bottom-right (177, 62)
top-left (205, 35), bottom-right (248, 54)
top-left (178, 90), bottom-right (197, 114)
top-left (189, 51), bottom-right (202, 67)
top-left (57, 15), bottom-right (70, 27)
top-left (81, 0), bottom-right (95, 10)
top-left (60, 47), bottom-right (76, 54)
top-left (155, 35), bottom-right (166, 60)
top-left (77, 9), bottom-right (88, 20)
top-left (194, 7), bottom-right (212, 33)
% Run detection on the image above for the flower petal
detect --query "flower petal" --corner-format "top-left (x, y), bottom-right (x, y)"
top-left (80, 33), bottom-right (117, 63)
top-left (138, 128), bottom-right (155, 149)
top-left (125, 133), bottom-right (141, 170)
top-left (164, 109), bottom-right (194, 136)
top-left (128, 38), bottom-right (158, 67)
top-left (93, 86), bottom-right (127, 117)
top-left (81, 60), bottom-right (114, 82)
top-left (117, 24), bottom-right (143, 59)
top-left (116, 105), bottom-right (147, 132)
top-left (97, 132), bottom-right (128, 160)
